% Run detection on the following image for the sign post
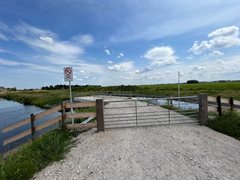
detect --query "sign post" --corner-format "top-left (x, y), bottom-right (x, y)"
top-left (64, 67), bottom-right (74, 124)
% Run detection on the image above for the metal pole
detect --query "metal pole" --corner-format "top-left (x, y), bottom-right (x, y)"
top-left (178, 71), bottom-right (180, 109)
top-left (168, 100), bottom-right (170, 125)
top-left (135, 100), bottom-right (138, 126)
top-left (69, 81), bottom-right (74, 124)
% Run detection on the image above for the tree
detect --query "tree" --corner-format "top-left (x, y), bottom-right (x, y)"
top-left (187, 80), bottom-right (199, 84)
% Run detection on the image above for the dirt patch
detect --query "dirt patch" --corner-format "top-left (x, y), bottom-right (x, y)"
top-left (33, 124), bottom-right (240, 180)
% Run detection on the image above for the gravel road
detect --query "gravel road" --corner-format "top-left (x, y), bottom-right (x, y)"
top-left (33, 124), bottom-right (240, 180)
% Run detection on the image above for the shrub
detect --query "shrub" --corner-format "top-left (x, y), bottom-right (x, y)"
top-left (208, 111), bottom-right (240, 140)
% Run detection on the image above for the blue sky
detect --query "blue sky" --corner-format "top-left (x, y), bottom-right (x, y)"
top-left (0, 0), bottom-right (239, 89)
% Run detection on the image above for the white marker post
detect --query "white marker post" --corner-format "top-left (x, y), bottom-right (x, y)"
top-left (178, 71), bottom-right (181, 109)
top-left (64, 67), bottom-right (74, 125)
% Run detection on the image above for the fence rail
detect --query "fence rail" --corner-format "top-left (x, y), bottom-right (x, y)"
top-left (4, 94), bottom-right (235, 152)
top-left (208, 96), bottom-right (240, 115)
top-left (2, 101), bottom-right (97, 148)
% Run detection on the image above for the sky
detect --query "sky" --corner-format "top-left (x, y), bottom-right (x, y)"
top-left (0, 0), bottom-right (239, 89)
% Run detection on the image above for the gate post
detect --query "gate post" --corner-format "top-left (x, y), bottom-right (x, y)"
top-left (30, 113), bottom-right (35, 141)
top-left (96, 99), bottom-right (104, 131)
top-left (216, 96), bottom-right (222, 116)
top-left (198, 94), bottom-right (208, 125)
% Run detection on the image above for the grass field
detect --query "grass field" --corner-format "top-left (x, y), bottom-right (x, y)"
top-left (0, 81), bottom-right (239, 107)
top-left (134, 81), bottom-right (240, 99)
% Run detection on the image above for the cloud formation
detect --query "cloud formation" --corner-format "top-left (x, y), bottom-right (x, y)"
top-left (189, 26), bottom-right (240, 54)
top-left (108, 61), bottom-right (134, 72)
top-left (104, 49), bottom-right (111, 55)
top-left (117, 53), bottom-right (124, 58)
top-left (14, 22), bottom-right (84, 58)
top-left (71, 34), bottom-right (94, 45)
top-left (144, 46), bottom-right (177, 66)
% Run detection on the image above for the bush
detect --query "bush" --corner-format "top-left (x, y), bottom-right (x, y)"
top-left (208, 111), bottom-right (240, 140)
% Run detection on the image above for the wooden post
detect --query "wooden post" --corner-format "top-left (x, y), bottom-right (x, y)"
top-left (96, 99), bottom-right (104, 131)
top-left (61, 102), bottom-right (66, 130)
top-left (217, 96), bottom-right (222, 116)
top-left (30, 113), bottom-right (35, 141)
top-left (198, 94), bottom-right (208, 125)
top-left (229, 97), bottom-right (234, 110)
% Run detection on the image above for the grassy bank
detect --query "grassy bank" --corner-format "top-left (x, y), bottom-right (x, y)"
top-left (208, 111), bottom-right (240, 140)
top-left (0, 81), bottom-right (239, 107)
top-left (0, 130), bottom-right (76, 180)
top-left (0, 90), bottom-right (89, 108)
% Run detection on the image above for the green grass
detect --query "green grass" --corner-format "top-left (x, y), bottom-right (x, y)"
top-left (1, 81), bottom-right (240, 107)
top-left (133, 81), bottom-right (240, 100)
top-left (208, 111), bottom-right (240, 140)
top-left (0, 90), bottom-right (88, 108)
top-left (0, 130), bottom-right (76, 180)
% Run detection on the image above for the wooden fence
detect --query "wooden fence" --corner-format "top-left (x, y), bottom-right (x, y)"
top-left (208, 96), bottom-right (240, 115)
top-left (2, 101), bottom-right (100, 148)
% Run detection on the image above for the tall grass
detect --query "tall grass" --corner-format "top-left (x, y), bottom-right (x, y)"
top-left (208, 111), bottom-right (240, 140)
top-left (0, 130), bottom-right (76, 180)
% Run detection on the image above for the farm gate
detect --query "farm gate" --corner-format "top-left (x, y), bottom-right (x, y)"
top-left (104, 96), bottom-right (200, 129)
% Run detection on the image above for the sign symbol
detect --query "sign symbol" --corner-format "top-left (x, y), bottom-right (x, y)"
top-left (65, 67), bottom-right (72, 75)
top-left (64, 67), bottom-right (73, 81)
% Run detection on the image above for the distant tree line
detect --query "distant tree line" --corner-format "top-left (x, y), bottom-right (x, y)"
top-left (41, 84), bottom-right (138, 92)
top-left (187, 80), bottom-right (199, 84)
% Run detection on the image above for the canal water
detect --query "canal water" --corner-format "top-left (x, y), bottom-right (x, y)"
top-left (0, 98), bottom-right (59, 153)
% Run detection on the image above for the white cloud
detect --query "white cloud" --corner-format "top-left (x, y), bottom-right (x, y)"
top-left (144, 46), bottom-right (177, 66)
top-left (13, 22), bottom-right (84, 60)
top-left (104, 49), bottom-right (111, 55)
top-left (107, 60), bottom-right (113, 64)
top-left (210, 51), bottom-right (223, 56)
top-left (208, 26), bottom-right (239, 37)
top-left (189, 26), bottom-right (240, 54)
top-left (0, 58), bottom-right (60, 73)
top-left (0, 48), bottom-right (12, 54)
top-left (39, 36), bottom-right (54, 44)
top-left (110, 2), bottom-right (237, 42)
top-left (117, 53), bottom-right (124, 58)
top-left (71, 34), bottom-right (94, 45)
top-left (165, 71), bottom-right (171, 74)
top-left (76, 63), bottom-right (104, 74)
top-left (0, 21), bottom-right (9, 41)
top-left (0, 58), bottom-right (20, 66)
top-left (193, 65), bottom-right (204, 71)
top-left (0, 32), bottom-right (8, 41)
top-left (108, 61), bottom-right (134, 72)
top-left (134, 67), bottom-right (152, 74)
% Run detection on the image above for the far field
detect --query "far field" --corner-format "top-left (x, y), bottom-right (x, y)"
top-left (0, 81), bottom-right (239, 108)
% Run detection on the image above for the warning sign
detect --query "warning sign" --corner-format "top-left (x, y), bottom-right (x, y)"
top-left (64, 67), bottom-right (73, 81)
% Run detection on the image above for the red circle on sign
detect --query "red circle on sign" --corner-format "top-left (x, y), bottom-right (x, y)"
top-left (65, 68), bottom-right (72, 75)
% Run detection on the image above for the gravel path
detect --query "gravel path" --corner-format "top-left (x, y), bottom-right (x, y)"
top-left (33, 124), bottom-right (240, 180)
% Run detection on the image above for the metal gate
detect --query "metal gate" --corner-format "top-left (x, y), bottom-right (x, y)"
top-left (104, 96), bottom-right (199, 129)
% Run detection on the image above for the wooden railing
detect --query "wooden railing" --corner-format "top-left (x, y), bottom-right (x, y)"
top-left (2, 101), bottom-right (97, 147)
top-left (208, 96), bottom-right (240, 115)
